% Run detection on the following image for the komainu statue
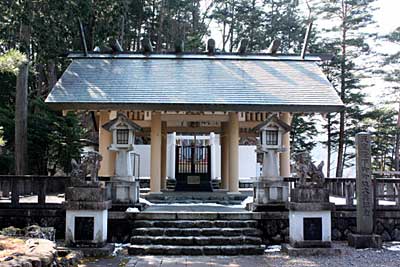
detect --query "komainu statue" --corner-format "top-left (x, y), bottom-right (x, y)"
top-left (293, 152), bottom-right (325, 187)
top-left (71, 151), bottom-right (103, 185)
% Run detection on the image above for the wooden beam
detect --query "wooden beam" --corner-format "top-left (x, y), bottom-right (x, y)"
top-left (166, 126), bottom-right (221, 134)
top-left (160, 114), bottom-right (229, 122)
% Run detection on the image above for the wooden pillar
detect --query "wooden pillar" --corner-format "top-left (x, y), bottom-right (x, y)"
top-left (161, 121), bottom-right (167, 190)
top-left (150, 112), bottom-right (162, 193)
top-left (98, 111), bottom-right (115, 177)
top-left (221, 123), bottom-right (229, 190)
top-left (15, 62), bottom-right (28, 175)
top-left (228, 112), bottom-right (239, 193)
top-left (280, 112), bottom-right (292, 177)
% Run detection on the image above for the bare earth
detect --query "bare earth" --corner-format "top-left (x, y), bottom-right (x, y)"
top-left (78, 242), bottom-right (400, 267)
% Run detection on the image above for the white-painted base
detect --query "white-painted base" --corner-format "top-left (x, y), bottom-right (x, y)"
top-left (289, 210), bottom-right (331, 243)
top-left (65, 209), bottom-right (108, 245)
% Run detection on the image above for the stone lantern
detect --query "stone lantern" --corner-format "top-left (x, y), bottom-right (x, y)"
top-left (252, 114), bottom-right (290, 210)
top-left (102, 113), bottom-right (141, 204)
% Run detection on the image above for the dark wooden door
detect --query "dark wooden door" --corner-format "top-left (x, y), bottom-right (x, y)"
top-left (175, 145), bottom-right (212, 191)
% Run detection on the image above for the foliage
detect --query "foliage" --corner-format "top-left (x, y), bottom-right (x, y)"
top-left (0, 126), bottom-right (4, 146)
top-left (210, 0), bottom-right (307, 52)
top-left (0, 50), bottom-right (27, 74)
top-left (364, 108), bottom-right (398, 171)
top-left (290, 114), bottom-right (320, 154)
top-left (315, 0), bottom-right (376, 176)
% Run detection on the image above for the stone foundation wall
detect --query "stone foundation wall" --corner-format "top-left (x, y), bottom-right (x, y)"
top-left (1, 208), bottom-right (400, 244)
top-left (258, 219), bottom-right (289, 245)
top-left (258, 210), bottom-right (400, 245)
top-left (0, 209), bottom-right (65, 239)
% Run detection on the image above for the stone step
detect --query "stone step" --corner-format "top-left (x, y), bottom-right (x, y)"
top-left (128, 245), bottom-right (265, 256)
top-left (127, 212), bottom-right (256, 220)
top-left (132, 220), bottom-right (258, 228)
top-left (131, 227), bottom-right (262, 237)
top-left (130, 235), bottom-right (262, 246)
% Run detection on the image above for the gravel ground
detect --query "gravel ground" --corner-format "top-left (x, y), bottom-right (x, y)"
top-left (78, 242), bottom-right (400, 267)
top-left (265, 242), bottom-right (400, 267)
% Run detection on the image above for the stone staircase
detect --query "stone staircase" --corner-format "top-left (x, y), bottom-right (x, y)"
top-left (127, 212), bottom-right (265, 255)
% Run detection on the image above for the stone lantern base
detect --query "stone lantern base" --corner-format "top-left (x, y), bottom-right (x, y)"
top-left (251, 179), bottom-right (288, 211)
top-left (110, 176), bottom-right (140, 204)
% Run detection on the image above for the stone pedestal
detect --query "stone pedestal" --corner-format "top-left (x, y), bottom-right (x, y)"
top-left (111, 177), bottom-right (140, 204)
top-left (65, 185), bottom-right (111, 248)
top-left (253, 179), bottom-right (288, 211)
top-left (285, 185), bottom-right (340, 255)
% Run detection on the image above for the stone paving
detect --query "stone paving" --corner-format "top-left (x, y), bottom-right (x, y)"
top-left (77, 242), bottom-right (400, 267)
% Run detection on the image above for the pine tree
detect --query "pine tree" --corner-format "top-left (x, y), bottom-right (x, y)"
top-left (381, 27), bottom-right (400, 171)
top-left (316, 0), bottom-right (376, 177)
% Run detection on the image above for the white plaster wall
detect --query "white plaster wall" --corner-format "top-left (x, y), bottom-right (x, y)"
top-left (288, 210), bottom-right (331, 242)
top-left (238, 146), bottom-right (257, 179)
top-left (65, 210), bottom-right (108, 243)
top-left (136, 143), bottom-right (257, 179)
top-left (133, 145), bottom-right (151, 178)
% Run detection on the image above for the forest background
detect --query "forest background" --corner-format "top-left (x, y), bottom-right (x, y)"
top-left (0, 0), bottom-right (398, 177)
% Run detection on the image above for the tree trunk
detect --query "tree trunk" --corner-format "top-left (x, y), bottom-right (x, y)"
top-left (15, 62), bottom-right (29, 175)
top-left (47, 60), bottom-right (57, 93)
top-left (336, 1), bottom-right (347, 178)
top-left (327, 114), bottom-right (331, 177)
top-left (395, 102), bottom-right (400, 172)
top-left (156, 0), bottom-right (166, 52)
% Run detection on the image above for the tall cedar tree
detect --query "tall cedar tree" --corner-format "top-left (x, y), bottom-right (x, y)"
top-left (382, 27), bottom-right (400, 171)
top-left (316, 0), bottom-right (376, 177)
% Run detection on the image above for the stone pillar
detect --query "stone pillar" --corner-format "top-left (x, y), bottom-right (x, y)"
top-left (348, 132), bottom-right (382, 249)
top-left (99, 111), bottom-right (115, 177)
top-left (210, 132), bottom-right (217, 180)
top-left (228, 112), bottom-right (239, 193)
top-left (356, 133), bottom-right (373, 234)
top-left (221, 123), bottom-right (229, 190)
top-left (168, 132), bottom-right (176, 179)
top-left (280, 112), bottom-right (292, 177)
top-left (150, 112), bottom-right (162, 193)
top-left (161, 121), bottom-right (167, 190)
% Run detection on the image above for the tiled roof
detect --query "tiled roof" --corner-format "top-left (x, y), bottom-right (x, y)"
top-left (45, 53), bottom-right (344, 112)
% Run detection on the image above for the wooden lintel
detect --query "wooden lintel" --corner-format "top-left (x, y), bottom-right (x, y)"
top-left (160, 114), bottom-right (229, 122)
top-left (239, 121), bottom-right (262, 128)
top-left (166, 127), bottom-right (221, 134)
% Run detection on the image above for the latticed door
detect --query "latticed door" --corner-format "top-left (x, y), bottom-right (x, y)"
top-left (175, 145), bottom-right (212, 191)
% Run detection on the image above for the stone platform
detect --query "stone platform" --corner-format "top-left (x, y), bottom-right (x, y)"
top-left (348, 233), bottom-right (382, 249)
top-left (143, 191), bottom-right (249, 205)
top-left (282, 243), bottom-right (341, 256)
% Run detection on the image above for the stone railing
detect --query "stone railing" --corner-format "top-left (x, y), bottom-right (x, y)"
top-left (0, 175), bottom-right (70, 208)
top-left (284, 176), bottom-right (400, 208)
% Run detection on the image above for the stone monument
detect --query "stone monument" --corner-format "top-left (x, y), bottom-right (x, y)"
top-left (65, 152), bottom-right (113, 256)
top-left (283, 152), bottom-right (340, 256)
top-left (102, 113), bottom-right (141, 204)
top-left (348, 133), bottom-right (382, 249)
top-left (252, 114), bottom-right (290, 211)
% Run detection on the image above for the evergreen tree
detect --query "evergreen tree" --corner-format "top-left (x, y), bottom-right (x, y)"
top-left (380, 27), bottom-right (400, 171)
top-left (316, 0), bottom-right (376, 177)
top-left (290, 114), bottom-right (320, 154)
top-left (364, 108), bottom-right (398, 171)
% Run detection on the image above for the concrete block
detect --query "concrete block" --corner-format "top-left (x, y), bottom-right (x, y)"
top-left (348, 233), bottom-right (382, 249)
top-left (282, 243), bottom-right (341, 256)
